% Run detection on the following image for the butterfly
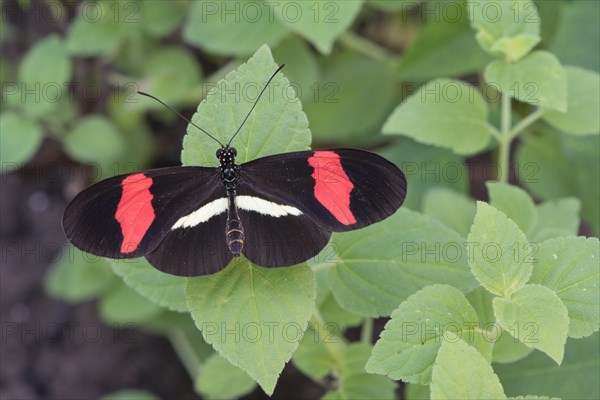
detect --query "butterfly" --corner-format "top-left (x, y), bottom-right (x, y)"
top-left (62, 65), bottom-right (407, 276)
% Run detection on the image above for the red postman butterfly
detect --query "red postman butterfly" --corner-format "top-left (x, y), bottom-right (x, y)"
top-left (62, 65), bottom-right (407, 276)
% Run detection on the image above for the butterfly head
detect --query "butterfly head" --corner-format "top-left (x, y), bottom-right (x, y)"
top-left (217, 146), bottom-right (237, 166)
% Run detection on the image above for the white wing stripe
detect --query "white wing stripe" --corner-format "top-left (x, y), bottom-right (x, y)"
top-left (237, 195), bottom-right (302, 217)
top-left (171, 198), bottom-right (228, 229)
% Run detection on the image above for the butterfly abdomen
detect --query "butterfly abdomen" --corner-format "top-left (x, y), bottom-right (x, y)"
top-left (226, 218), bottom-right (244, 256)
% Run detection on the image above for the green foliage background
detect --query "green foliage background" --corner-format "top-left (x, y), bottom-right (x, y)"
top-left (2, 0), bottom-right (598, 399)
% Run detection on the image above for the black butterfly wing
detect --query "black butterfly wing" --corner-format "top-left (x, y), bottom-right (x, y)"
top-left (239, 148), bottom-right (407, 232)
top-left (62, 167), bottom-right (222, 261)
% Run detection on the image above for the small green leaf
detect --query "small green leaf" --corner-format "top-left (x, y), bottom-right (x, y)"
top-left (292, 323), bottom-right (342, 380)
top-left (111, 258), bottom-right (188, 313)
top-left (269, 1), bottom-right (364, 54)
top-left (19, 34), bottom-right (71, 86)
top-left (330, 209), bottom-right (477, 317)
top-left (484, 51), bottom-right (567, 112)
top-left (99, 280), bottom-right (164, 324)
top-left (493, 284), bottom-right (569, 364)
top-left (422, 188), bottom-right (476, 237)
top-left (100, 389), bottom-right (159, 400)
top-left (182, 45), bottom-right (310, 166)
top-left (468, 0), bottom-right (540, 61)
top-left (45, 247), bottom-right (114, 303)
top-left (405, 383), bottom-right (430, 400)
top-left (543, 67), bottom-right (600, 135)
top-left (319, 293), bottom-right (362, 331)
top-left (430, 339), bottom-right (506, 400)
top-left (140, 0), bottom-right (187, 38)
top-left (0, 111), bottom-right (43, 171)
top-left (529, 198), bottom-right (580, 242)
top-left (492, 331), bottom-right (534, 364)
top-left (64, 115), bottom-right (125, 164)
top-left (529, 237), bottom-right (599, 338)
top-left (366, 285), bottom-right (490, 385)
top-left (495, 333), bottom-right (600, 399)
top-left (487, 182), bottom-right (537, 235)
top-left (467, 202), bottom-right (533, 297)
top-left (368, 0), bottom-right (416, 12)
top-left (383, 79), bottom-right (492, 155)
top-left (186, 258), bottom-right (316, 395)
top-left (183, 1), bottom-right (288, 56)
top-left (195, 353), bottom-right (257, 400)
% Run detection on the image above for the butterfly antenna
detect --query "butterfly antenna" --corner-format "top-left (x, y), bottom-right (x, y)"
top-left (227, 64), bottom-right (285, 147)
top-left (137, 91), bottom-right (225, 148)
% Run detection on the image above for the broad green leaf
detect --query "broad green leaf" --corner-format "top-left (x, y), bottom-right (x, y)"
top-left (543, 67), bottom-right (600, 135)
top-left (303, 55), bottom-right (397, 144)
top-left (99, 280), bottom-right (164, 324)
top-left (329, 209), bottom-right (477, 317)
top-left (467, 202), bottom-right (533, 297)
top-left (406, 383), bottom-right (430, 400)
top-left (186, 258), bottom-right (316, 395)
top-left (292, 323), bottom-right (344, 379)
top-left (66, 0), bottom-right (132, 55)
top-left (529, 198), bottom-right (580, 242)
top-left (100, 390), bottom-right (159, 400)
top-left (380, 139), bottom-right (468, 210)
top-left (422, 188), bottom-right (476, 237)
top-left (398, 2), bottom-right (491, 81)
top-left (269, 0), bottom-right (364, 54)
top-left (183, 1), bottom-right (288, 56)
top-left (383, 79), bottom-right (492, 155)
top-left (529, 237), bottom-right (599, 338)
top-left (495, 333), bottom-right (600, 399)
top-left (430, 339), bottom-right (506, 400)
top-left (111, 259), bottom-right (188, 313)
top-left (492, 330), bottom-right (534, 364)
top-left (64, 115), bottom-right (125, 164)
top-left (551, 0), bottom-right (600, 71)
top-left (484, 51), bottom-right (567, 112)
top-left (19, 34), bottom-right (71, 87)
top-left (319, 293), bottom-right (362, 331)
top-left (182, 45), bottom-right (311, 166)
top-left (140, 0), bottom-right (187, 38)
top-left (468, 0), bottom-right (540, 61)
top-left (195, 353), bottom-right (257, 400)
top-left (487, 182), bottom-right (537, 235)
top-left (45, 247), bottom-right (114, 303)
top-left (366, 285), bottom-right (490, 385)
top-left (493, 284), bottom-right (569, 364)
top-left (368, 0), bottom-right (416, 12)
top-left (272, 36), bottom-right (319, 102)
top-left (0, 111), bottom-right (43, 171)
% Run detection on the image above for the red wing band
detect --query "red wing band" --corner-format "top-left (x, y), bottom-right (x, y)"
top-left (116, 173), bottom-right (156, 254)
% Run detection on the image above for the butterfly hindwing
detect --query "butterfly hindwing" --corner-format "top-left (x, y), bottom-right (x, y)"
top-left (62, 167), bottom-right (220, 259)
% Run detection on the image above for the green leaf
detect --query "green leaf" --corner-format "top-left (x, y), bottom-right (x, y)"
top-left (484, 51), bottom-right (567, 112)
top-left (0, 111), bottom-right (43, 171)
top-left (64, 115), bottom-right (125, 164)
top-left (186, 258), bottom-right (316, 395)
top-left (45, 247), bottom-right (114, 303)
top-left (422, 188), bottom-right (476, 237)
top-left (272, 36), bottom-right (319, 102)
top-left (380, 139), bottom-right (468, 211)
top-left (487, 182), bottom-right (537, 235)
top-left (99, 280), bottom-right (164, 324)
top-left (19, 34), bottom-right (71, 86)
top-left (269, 1), bottom-right (364, 54)
top-left (492, 330), bottom-right (534, 364)
top-left (467, 202), bottom-right (533, 297)
top-left (368, 0), bottom-right (416, 12)
top-left (430, 339), bottom-right (506, 400)
top-left (195, 353), bottom-right (257, 400)
top-left (183, 1), bottom-right (288, 56)
top-left (366, 285), bottom-right (490, 385)
top-left (529, 198), bottom-right (580, 242)
top-left (405, 383), bottom-right (430, 400)
top-left (551, 0), bottom-right (600, 71)
top-left (304, 55), bottom-right (397, 144)
top-left (495, 333), bottom-right (600, 399)
top-left (292, 324), bottom-right (340, 380)
top-left (543, 67), bottom-right (600, 135)
top-left (182, 45), bottom-right (310, 166)
top-left (319, 293), bottom-right (362, 331)
top-left (468, 0), bottom-right (540, 61)
top-left (140, 0), bottom-right (187, 38)
top-left (398, 2), bottom-right (491, 81)
top-left (329, 209), bottom-right (478, 317)
top-left (383, 79), bottom-right (492, 155)
top-left (66, 0), bottom-right (131, 55)
top-left (529, 237), bottom-right (599, 338)
top-left (111, 258), bottom-right (188, 313)
top-left (493, 284), bottom-right (569, 364)
top-left (100, 389), bottom-right (160, 400)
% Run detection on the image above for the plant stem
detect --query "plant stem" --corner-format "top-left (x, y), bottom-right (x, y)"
top-left (360, 318), bottom-right (373, 345)
top-left (168, 328), bottom-right (202, 380)
top-left (509, 108), bottom-right (544, 139)
top-left (338, 32), bottom-right (395, 61)
top-left (497, 93), bottom-right (512, 183)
